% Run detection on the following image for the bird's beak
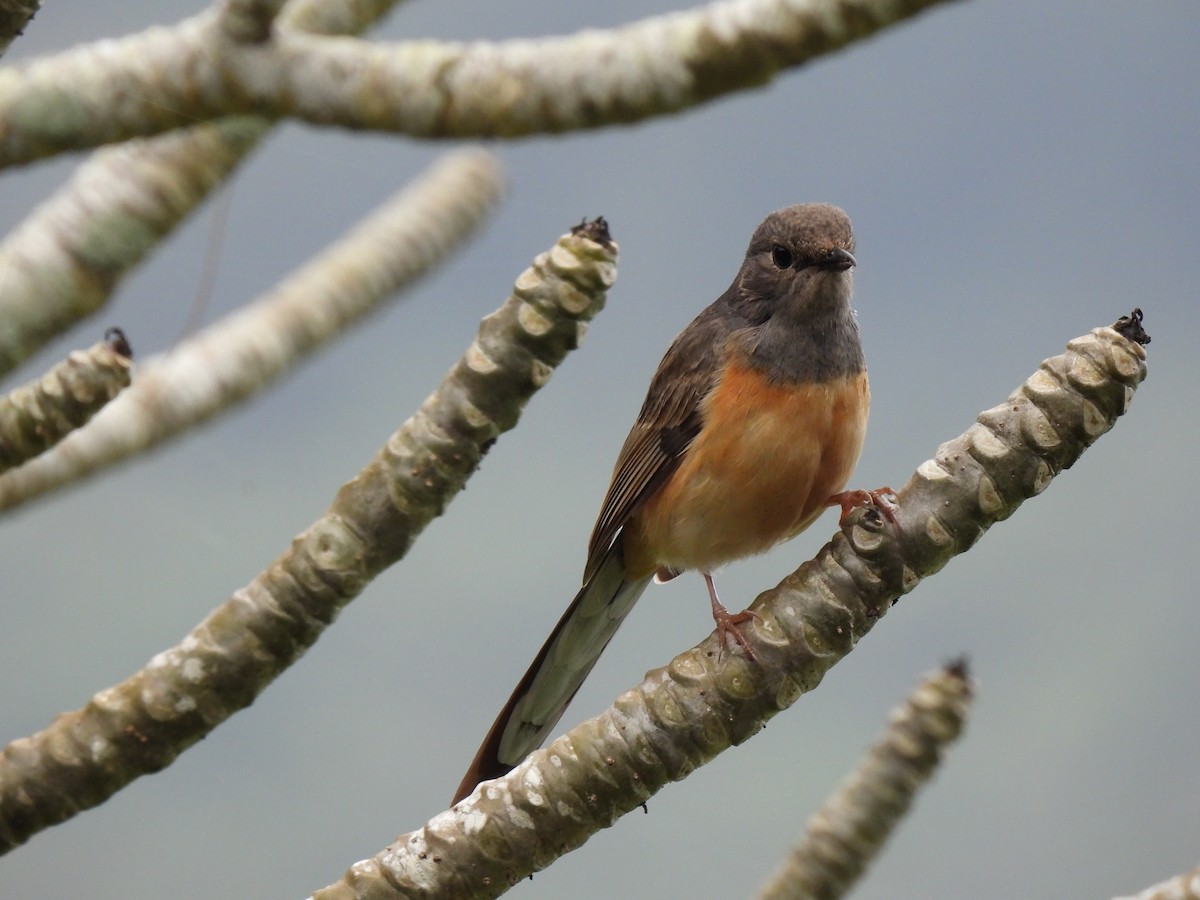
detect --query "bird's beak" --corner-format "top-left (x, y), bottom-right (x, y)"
top-left (823, 247), bottom-right (856, 271)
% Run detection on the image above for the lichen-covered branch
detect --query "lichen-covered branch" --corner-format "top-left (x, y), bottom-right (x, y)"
top-left (0, 0), bottom-right (962, 167)
top-left (0, 148), bottom-right (503, 512)
top-left (1114, 865), bottom-right (1200, 900)
top-left (757, 660), bottom-right (973, 900)
top-left (314, 314), bottom-right (1147, 899)
top-left (0, 217), bottom-right (618, 854)
top-left (0, 0), bottom-right (404, 377)
top-left (0, 328), bottom-right (131, 472)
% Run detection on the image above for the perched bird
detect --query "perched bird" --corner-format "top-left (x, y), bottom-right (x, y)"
top-left (453, 204), bottom-right (889, 803)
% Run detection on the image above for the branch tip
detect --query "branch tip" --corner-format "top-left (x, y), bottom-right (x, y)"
top-left (943, 655), bottom-right (971, 683)
top-left (104, 327), bottom-right (133, 359)
top-left (570, 216), bottom-right (613, 249)
top-left (1111, 307), bottom-right (1149, 346)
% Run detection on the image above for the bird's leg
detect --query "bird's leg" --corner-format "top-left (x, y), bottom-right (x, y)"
top-left (704, 572), bottom-right (758, 661)
top-left (827, 487), bottom-right (898, 525)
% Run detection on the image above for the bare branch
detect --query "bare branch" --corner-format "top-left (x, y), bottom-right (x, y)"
top-left (0, 0), bottom-right (404, 376)
top-left (0, 0), bottom-right (964, 167)
top-left (313, 316), bottom-right (1147, 898)
top-left (0, 0), bottom-right (38, 60)
top-left (0, 148), bottom-right (504, 512)
top-left (217, 0), bottom-right (288, 44)
top-left (758, 660), bottom-right (973, 900)
top-left (0, 217), bottom-right (617, 853)
top-left (0, 119), bottom-right (264, 376)
top-left (0, 329), bottom-right (132, 473)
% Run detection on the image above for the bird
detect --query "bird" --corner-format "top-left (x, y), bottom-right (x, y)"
top-left (452, 203), bottom-right (890, 804)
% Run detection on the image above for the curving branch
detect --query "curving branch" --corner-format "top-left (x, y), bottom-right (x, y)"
top-left (0, 217), bottom-right (618, 854)
top-left (0, 148), bottom-right (504, 512)
top-left (0, 0), bottom-right (963, 168)
top-left (0, 0), bottom-right (405, 377)
top-left (313, 313), bottom-right (1148, 899)
top-left (758, 660), bottom-right (973, 900)
top-left (0, 328), bottom-right (131, 473)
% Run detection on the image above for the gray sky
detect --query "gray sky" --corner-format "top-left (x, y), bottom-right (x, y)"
top-left (2, 2), bottom-right (1198, 898)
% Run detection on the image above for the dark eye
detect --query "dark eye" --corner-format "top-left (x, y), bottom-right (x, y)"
top-left (771, 245), bottom-right (793, 269)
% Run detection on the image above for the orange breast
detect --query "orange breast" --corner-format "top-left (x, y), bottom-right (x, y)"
top-left (622, 361), bottom-right (869, 579)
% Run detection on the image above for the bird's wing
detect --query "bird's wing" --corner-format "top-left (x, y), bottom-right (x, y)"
top-left (583, 309), bottom-right (728, 581)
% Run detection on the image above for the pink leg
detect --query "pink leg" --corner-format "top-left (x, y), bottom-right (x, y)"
top-left (705, 572), bottom-right (758, 661)
top-left (827, 486), bottom-right (898, 524)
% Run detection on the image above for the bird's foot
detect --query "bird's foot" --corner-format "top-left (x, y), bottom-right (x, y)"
top-left (828, 486), bottom-right (898, 525)
top-left (704, 572), bottom-right (758, 661)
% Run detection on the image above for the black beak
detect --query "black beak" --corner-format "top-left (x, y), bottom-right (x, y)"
top-left (822, 247), bottom-right (856, 271)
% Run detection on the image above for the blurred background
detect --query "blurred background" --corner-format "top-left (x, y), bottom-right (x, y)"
top-left (1, 1), bottom-right (1197, 897)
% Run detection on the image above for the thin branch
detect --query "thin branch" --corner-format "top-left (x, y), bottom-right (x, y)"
top-left (0, 147), bottom-right (504, 512)
top-left (0, 0), bottom-right (964, 167)
top-left (758, 660), bottom-right (973, 900)
top-left (0, 119), bottom-right (265, 377)
top-left (0, 217), bottom-right (618, 854)
top-left (0, 0), bottom-right (405, 377)
top-left (0, 328), bottom-right (132, 473)
top-left (313, 314), bottom-right (1148, 899)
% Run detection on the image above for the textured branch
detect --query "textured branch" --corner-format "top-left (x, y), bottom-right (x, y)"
top-left (0, 0), bottom-right (403, 377)
top-left (0, 328), bottom-right (131, 473)
top-left (0, 0), bottom-right (963, 167)
top-left (0, 217), bottom-right (618, 853)
top-left (0, 0), bottom-right (38, 59)
top-left (314, 314), bottom-right (1148, 898)
top-left (217, 0), bottom-right (288, 44)
top-left (1114, 866), bottom-right (1200, 900)
top-left (758, 660), bottom-right (973, 900)
top-left (0, 148), bottom-right (503, 512)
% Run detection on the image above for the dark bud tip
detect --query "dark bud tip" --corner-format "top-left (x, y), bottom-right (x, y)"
top-left (571, 216), bottom-right (614, 249)
top-left (1111, 308), bottom-right (1150, 346)
top-left (944, 655), bottom-right (971, 681)
top-left (104, 327), bottom-right (133, 359)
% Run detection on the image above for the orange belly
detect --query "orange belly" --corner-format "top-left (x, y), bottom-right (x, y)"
top-left (622, 362), bottom-right (869, 579)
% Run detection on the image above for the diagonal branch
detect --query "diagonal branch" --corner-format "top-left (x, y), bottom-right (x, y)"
top-left (0, 328), bottom-right (131, 473)
top-left (0, 0), bottom-right (964, 167)
top-left (0, 217), bottom-right (618, 854)
top-left (313, 313), bottom-right (1148, 899)
top-left (758, 660), bottom-right (973, 900)
top-left (0, 147), bottom-right (504, 512)
top-left (0, 0), bottom-right (38, 60)
top-left (0, 0), bottom-right (405, 376)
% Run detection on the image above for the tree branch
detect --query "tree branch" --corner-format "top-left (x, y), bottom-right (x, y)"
top-left (0, 0), bottom-right (964, 167)
top-left (0, 328), bottom-right (131, 472)
top-left (0, 0), bottom-right (38, 60)
top-left (0, 147), bottom-right (503, 512)
top-left (0, 217), bottom-right (618, 854)
top-left (313, 314), bottom-right (1148, 899)
top-left (0, 0), bottom-right (405, 376)
top-left (758, 660), bottom-right (972, 900)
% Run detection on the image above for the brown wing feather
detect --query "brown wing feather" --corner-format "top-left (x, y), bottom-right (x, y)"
top-left (583, 304), bottom-right (732, 581)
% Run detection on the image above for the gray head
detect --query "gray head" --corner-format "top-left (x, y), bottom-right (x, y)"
top-left (731, 204), bottom-right (863, 382)
top-left (736, 203), bottom-right (856, 313)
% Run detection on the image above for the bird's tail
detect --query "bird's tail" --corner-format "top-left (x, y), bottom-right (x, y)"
top-left (452, 550), bottom-right (650, 804)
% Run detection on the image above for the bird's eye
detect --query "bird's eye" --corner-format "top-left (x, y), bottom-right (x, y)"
top-left (771, 245), bottom-right (793, 269)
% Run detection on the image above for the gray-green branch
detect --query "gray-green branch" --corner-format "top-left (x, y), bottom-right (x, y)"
top-left (0, 219), bottom-right (618, 854)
